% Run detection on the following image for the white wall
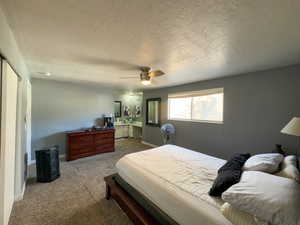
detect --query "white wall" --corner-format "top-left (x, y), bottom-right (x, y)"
top-left (0, 6), bottom-right (28, 77)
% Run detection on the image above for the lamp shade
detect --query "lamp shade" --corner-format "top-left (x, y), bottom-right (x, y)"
top-left (281, 117), bottom-right (300, 136)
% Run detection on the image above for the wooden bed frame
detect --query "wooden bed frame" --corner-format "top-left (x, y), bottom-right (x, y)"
top-left (104, 174), bottom-right (161, 225)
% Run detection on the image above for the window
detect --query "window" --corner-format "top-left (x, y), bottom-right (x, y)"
top-left (168, 88), bottom-right (224, 123)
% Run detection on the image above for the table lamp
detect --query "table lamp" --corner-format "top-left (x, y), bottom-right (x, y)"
top-left (281, 117), bottom-right (300, 155)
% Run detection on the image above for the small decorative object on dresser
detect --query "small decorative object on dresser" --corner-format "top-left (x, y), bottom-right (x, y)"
top-left (104, 113), bottom-right (114, 128)
top-left (66, 128), bottom-right (115, 161)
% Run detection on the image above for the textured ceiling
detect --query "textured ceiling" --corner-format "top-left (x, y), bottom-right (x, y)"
top-left (1, 0), bottom-right (300, 89)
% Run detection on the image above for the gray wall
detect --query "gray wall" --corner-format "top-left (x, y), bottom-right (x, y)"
top-left (143, 65), bottom-right (300, 159)
top-left (31, 79), bottom-right (115, 160)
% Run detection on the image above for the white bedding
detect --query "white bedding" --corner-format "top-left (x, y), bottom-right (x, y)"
top-left (116, 144), bottom-right (233, 225)
top-left (221, 203), bottom-right (268, 225)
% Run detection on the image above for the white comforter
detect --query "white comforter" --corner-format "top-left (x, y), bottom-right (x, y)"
top-left (116, 144), bottom-right (232, 225)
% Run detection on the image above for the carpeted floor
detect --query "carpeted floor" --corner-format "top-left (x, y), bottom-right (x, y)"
top-left (9, 139), bottom-right (152, 225)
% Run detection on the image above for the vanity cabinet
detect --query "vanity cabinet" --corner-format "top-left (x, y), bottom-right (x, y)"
top-left (129, 125), bottom-right (134, 138)
top-left (115, 125), bottom-right (129, 138)
top-left (115, 127), bottom-right (122, 138)
top-left (115, 123), bottom-right (142, 139)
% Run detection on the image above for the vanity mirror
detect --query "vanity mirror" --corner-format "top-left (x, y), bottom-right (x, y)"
top-left (114, 101), bottom-right (122, 118)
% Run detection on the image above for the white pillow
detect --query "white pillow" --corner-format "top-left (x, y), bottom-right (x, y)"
top-left (221, 202), bottom-right (268, 225)
top-left (281, 155), bottom-right (297, 167)
top-left (222, 171), bottom-right (300, 225)
top-left (276, 155), bottom-right (300, 182)
top-left (276, 165), bottom-right (300, 182)
top-left (243, 153), bottom-right (283, 173)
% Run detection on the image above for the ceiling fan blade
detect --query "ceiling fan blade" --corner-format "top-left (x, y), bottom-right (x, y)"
top-left (119, 76), bottom-right (137, 79)
top-left (149, 70), bottom-right (165, 77)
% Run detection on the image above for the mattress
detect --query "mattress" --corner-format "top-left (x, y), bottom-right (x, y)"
top-left (116, 144), bottom-right (233, 225)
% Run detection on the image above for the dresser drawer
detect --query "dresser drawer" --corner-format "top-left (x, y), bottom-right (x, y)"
top-left (78, 146), bottom-right (94, 154)
top-left (69, 135), bottom-right (93, 144)
top-left (94, 137), bottom-right (114, 145)
top-left (94, 132), bottom-right (114, 140)
top-left (95, 142), bottom-right (113, 151)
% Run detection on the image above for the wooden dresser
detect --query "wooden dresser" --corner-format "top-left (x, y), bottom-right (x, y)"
top-left (66, 129), bottom-right (115, 161)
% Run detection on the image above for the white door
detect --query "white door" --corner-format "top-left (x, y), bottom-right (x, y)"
top-left (0, 60), bottom-right (18, 225)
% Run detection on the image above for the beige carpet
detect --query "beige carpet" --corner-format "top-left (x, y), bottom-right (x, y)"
top-left (9, 139), bottom-right (152, 225)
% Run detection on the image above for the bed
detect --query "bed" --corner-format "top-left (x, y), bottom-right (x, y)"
top-left (105, 144), bottom-right (233, 225)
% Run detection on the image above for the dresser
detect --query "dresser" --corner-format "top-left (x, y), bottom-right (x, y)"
top-left (66, 129), bottom-right (115, 161)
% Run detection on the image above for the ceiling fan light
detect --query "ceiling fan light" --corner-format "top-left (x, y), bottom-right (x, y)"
top-left (141, 80), bottom-right (151, 85)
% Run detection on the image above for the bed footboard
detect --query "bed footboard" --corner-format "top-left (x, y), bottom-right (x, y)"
top-left (104, 174), bottom-right (160, 225)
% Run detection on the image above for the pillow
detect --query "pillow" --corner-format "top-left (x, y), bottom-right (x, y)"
top-left (209, 170), bottom-right (242, 196)
top-left (276, 155), bottom-right (300, 182)
top-left (276, 165), bottom-right (300, 182)
top-left (209, 153), bottom-right (250, 196)
top-left (281, 155), bottom-right (298, 167)
top-left (222, 171), bottom-right (300, 225)
top-left (243, 153), bottom-right (283, 173)
top-left (218, 153), bottom-right (251, 173)
top-left (221, 202), bottom-right (268, 225)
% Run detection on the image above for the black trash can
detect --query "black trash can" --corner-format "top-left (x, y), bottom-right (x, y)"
top-left (35, 146), bottom-right (60, 182)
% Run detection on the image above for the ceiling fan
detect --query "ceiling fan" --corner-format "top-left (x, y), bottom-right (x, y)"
top-left (120, 66), bottom-right (165, 86)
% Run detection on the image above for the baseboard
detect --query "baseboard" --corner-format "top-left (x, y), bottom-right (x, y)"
top-left (14, 183), bottom-right (26, 201)
top-left (28, 154), bottom-right (66, 165)
top-left (141, 141), bottom-right (159, 148)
